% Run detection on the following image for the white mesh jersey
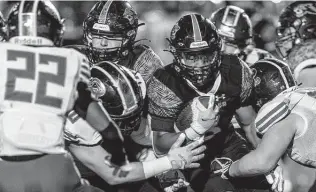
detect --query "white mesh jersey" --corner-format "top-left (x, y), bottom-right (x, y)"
top-left (0, 43), bottom-right (90, 156)
top-left (255, 87), bottom-right (316, 167)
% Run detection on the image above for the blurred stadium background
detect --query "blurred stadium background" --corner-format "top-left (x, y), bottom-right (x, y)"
top-left (0, 1), bottom-right (293, 64)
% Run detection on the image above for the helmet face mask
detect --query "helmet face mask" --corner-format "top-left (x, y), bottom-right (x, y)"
top-left (275, 1), bottom-right (316, 60)
top-left (83, 0), bottom-right (140, 63)
top-left (178, 49), bottom-right (220, 87)
top-left (169, 14), bottom-right (222, 88)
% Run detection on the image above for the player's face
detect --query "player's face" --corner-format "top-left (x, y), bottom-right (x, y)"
top-left (221, 40), bottom-right (241, 55)
top-left (275, 27), bottom-right (296, 59)
top-left (90, 33), bottom-right (123, 50)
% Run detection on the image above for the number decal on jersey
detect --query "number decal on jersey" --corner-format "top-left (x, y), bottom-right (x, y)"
top-left (5, 50), bottom-right (67, 108)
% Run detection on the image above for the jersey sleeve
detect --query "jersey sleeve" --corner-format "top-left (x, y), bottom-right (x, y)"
top-left (147, 69), bottom-right (182, 133)
top-left (255, 98), bottom-right (291, 136)
top-left (64, 110), bottom-right (102, 146)
top-left (133, 45), bottom-right (164, 83)
top-left (78, 53), bottom-right (90, 85)
top-left (239, 58), bottom-right (255, 106)
top-left (72, 51), bottom-right (94, 119)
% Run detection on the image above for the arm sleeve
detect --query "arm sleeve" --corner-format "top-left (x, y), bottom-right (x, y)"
top-left (147, 73), bottom-right (182, 133)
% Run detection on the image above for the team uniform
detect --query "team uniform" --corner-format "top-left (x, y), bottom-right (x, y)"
top-left (0, 43), bottom-right (102, 192)
top-left (254, 87), bottom-right (316, 191)
top-left (148, 54), bottom-right (268, 191)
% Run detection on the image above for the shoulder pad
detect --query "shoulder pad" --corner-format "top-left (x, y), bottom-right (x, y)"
top-left (147, 73), bottom-right (182, 118)
top-left (221, 54), bottom-right (254, 103)
top-left (255, 97), bottom-right (291, 135)
top-left (133, 45), bottom-right (163, 83)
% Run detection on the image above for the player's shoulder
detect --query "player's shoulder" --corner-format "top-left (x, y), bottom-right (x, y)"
top-left (220, 54), bottom-right (253, 102)
top-left (255, 92), bottom-right (292, 135)
top-left (147, 64), bottom-right (185, 109)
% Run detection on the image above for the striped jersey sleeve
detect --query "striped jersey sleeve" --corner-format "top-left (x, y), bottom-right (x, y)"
top-left (64, 110), bottom-right (102, 146)
top-left (255, 99), bottom-right (291, 135)
top-left (78, 54), bottom-right (91, 85)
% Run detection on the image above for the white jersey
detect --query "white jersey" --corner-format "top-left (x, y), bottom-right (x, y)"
top-left (255, 87), bottom-right (316, 168)
top-left (0, 43), bottom-right (90, 156)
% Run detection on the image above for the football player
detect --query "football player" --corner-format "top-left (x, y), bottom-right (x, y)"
top-left (147, 13), bottom-right (269, 192)
top-left (210, 5), bottom-right (275, 66)
top-left (0, 11), bottom-right (7, 42)
top-left (275, 1), bottom-right (316, 191)
top-left (0, 0), bottom-right (117, 192)
top-left (210, 5), bottom-right (275, 131)
top-left (65, 1), bottom-right (164, 191)
top-left (65, 61), bottom-right (206, 192)
top-left (275, 1), bottom-right (316, 87)
top-left (218, 58), bottom-right (316, 192)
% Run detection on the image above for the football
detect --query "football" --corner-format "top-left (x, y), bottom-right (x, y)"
top-left (175, 95), bottom-right (213, 131)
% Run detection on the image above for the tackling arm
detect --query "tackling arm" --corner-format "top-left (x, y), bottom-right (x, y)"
top-left (228, 113), bottom-right (300, 177)
top-left (68, 133), bottom-right (205, 185)
top-left (235, 105), bottom-right (260, 148)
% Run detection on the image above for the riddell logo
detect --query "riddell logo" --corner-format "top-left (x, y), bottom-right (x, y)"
top-left (14, 37), bottom-right (43, 45)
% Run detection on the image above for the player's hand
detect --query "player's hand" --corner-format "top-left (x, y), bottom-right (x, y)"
top-left (266, 165), bottom-right (284, 192)
top-left (210, 157), bottom-right (233, 179)
top-left (164, 178), bottom-right (190, 192)
top-left (190, 94), bottom-right (220, 135)
top-left (167, 133), bottom-right (206, 169)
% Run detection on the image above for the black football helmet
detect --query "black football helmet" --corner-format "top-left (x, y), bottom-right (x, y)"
top-left (6, 0), bottom-right (65, 47)
top-left (0, 11), bottom-right (7, 42)
top-left (251, 58), bottom-right (297, 111)
top-left (210, 5), bottom-right (253, 53)
top-left (89, 61), bottom-right (146, 136)
top-left (276, 1), bottom-right (316, 60)
top-left (83, 0), bottom-right (143, 63)
top-left (168, 13), bottom-right (222, 89)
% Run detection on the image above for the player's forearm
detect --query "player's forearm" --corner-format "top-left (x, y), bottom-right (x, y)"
top-left (241, 123), bottom-right (260, 148)
top-left (229, 150), bottom-right (276, 177)
top-left (86, 101), bottom-right (110, 132)
top-left (153, 131), bottom-right (182, 155)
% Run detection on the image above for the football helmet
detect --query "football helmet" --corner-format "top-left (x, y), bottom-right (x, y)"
top-left (6, 0), bottom-right (65, 47)
top-left (90, 61), bottom-right (146, 136)
top-left (210, 5), bottom-right (253, 54)
top-left (251, 58), bottom-right (297, 110)
top-left (168, 13), bottom-right (222, 88)
top-left (275, 1), bottom-right (316, 60)
top-left (0, 11), bottom-right (7, 42)
top-left (83, 0), bottom-right (142, 63)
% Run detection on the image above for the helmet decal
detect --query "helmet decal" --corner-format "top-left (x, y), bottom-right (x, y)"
top-left (98, 0), bottom-right (113, 24)
top-left (191, 14), bottom-right (202, 42)
top-left (89, 77), bottom-right (107, 99)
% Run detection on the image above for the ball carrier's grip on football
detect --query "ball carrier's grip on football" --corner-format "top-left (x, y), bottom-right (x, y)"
top-left (184, 94), bottom-right (219, 141)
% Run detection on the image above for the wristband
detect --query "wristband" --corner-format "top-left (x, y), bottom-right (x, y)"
top-left (184, 127), bottom-right (203, 141)
top-left (142, 156), bottom-right (172, 179)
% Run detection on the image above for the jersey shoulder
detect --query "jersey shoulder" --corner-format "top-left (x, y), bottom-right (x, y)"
top-left (127, 44), bottom-right (164, 82)
top-left (255, 93), bottom-right (292, 135)
top-left (220, 54), bottom-right (254, 103)
top-left (148, 64), bottom-right (196, 119)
